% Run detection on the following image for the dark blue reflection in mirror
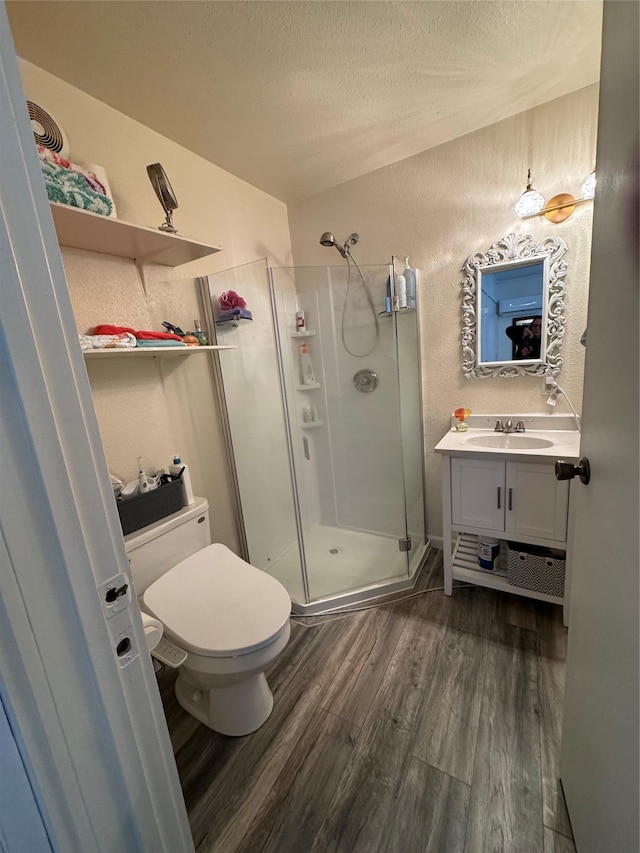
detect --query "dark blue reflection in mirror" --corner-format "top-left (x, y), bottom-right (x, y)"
top-left (478, 259), bottom-right (545, 364)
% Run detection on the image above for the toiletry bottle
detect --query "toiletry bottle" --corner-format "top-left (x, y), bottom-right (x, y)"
top-left (299, 343), bottom-right (315, 385)
top-left (385, 277), bottom-right (392, 313)
top-left (404, 258), bottom-right (417, 309)
top-left (169, 455), bottom-right (195, 505)
top-left (395, 271), bottom-right (407, 309)
top-left (295, 310), bottom-right (306, 332)
top-left (193, 319), bottom-right (208, 346)
top-left (137, 457), bottom-right (157, 493)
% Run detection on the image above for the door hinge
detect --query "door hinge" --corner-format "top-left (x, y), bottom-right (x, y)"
top-left (398, 536), bottom-right (412, 552)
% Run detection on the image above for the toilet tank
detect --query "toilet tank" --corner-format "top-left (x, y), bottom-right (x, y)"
top-left (124, 497), bottom-right (210, 594)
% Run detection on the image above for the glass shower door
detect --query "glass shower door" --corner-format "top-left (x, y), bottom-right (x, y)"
top-left (391, 256), bottom-right (426, 572)
top-left (201, 260), bottom-right (306, 603)
top-left (271, 264), bottom-right (413, 603)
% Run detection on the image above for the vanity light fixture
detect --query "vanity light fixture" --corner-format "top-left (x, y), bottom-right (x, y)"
top-left (514, 169), bottom-right (545, 217)
top-left (515, 168), bottom-right (596, 223)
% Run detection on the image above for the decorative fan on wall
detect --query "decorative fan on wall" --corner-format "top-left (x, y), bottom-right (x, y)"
top-left (27, 100), bottom-right (69, 158)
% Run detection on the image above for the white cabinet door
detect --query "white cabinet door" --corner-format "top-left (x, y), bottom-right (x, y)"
top-left (451, 457), bottom-right (504, 530)
top-left (505, 461), bottom-right (569, 542)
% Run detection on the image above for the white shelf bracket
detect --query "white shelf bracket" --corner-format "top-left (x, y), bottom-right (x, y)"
top-left (134, 258), bottom-right (149, 300)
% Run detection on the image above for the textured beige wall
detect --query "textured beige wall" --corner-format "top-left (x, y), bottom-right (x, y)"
top-left (288, 85), bottom-right (599, 540)
top-left (19, 59), bottom-right (293, 551)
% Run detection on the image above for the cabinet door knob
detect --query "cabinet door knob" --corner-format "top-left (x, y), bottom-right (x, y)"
top-left (555, 457), bottom-right (591, 485)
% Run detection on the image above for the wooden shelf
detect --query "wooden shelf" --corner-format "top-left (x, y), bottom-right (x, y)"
top-left (50, 202), bottom-right (222, 267)
top-left (83, 345), bottom-right (236, 359)
top-left (451, 533), bottom-right (563, 605)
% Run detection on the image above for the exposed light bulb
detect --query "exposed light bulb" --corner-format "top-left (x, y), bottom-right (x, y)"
top-left (515, 169), bottom-right (545, 217)
top-left (581, 170), bottom-right (596, 199)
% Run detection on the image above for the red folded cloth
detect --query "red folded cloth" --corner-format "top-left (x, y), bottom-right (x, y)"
top-left (93, 324), bottom-right (184, 342)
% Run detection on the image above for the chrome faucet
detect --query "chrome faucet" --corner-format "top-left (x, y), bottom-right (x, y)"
top-left (493, 418), bottom-right (527, 433)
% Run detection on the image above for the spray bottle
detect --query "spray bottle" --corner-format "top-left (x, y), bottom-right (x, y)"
top-left (169, 455), bottom-right (195, 505)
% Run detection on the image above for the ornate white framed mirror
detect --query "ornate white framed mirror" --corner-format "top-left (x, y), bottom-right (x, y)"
top-left (461, 232), bottom-right (568, 378)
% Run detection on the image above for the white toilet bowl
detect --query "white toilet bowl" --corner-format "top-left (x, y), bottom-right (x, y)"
top-left (124, 502), bottom-right (291, 736)
top-left (142, 543), bottom-right (291, 736)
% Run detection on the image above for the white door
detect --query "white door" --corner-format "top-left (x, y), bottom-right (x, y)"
top-left (0, 6), bottom-right (193, 851)
top-left (560, 3), bottom-right (639, 852)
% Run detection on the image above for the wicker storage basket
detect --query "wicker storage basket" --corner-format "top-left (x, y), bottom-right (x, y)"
top-left (507, 542), bottom-right (566, 597)
top-left (116, 476), bottom-right (184, 536)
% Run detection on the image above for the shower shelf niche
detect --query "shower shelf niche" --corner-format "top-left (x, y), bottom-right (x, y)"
top-left (295, 383), bottom-right (321, 391)
top-left (300, 421), bottom-right (324, 429)
top-left (291, 330), bottom-right (316, 338)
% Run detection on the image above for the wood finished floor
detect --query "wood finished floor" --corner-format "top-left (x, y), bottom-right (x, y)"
top-left (158, 550), bottom-right (575, 853)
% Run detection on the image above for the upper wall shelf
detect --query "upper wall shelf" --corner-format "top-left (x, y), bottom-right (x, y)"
top-left (49, 202), bottom-right (222, 267)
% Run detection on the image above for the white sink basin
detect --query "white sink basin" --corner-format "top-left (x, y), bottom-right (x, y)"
top-left (466, 434), bottom-right (555, 450)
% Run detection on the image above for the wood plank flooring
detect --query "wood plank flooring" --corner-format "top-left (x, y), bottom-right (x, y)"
top-left (157, 550), bottom-right (575, 853)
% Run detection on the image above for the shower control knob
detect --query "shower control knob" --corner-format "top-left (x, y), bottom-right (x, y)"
top-left (353, 368), bottom-right (378, 393)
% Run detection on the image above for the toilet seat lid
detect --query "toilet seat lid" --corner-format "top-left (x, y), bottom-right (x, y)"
top-left (141, 544), bottom-right (291, 658)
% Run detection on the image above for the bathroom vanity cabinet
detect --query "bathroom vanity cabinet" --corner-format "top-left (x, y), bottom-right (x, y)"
top-left (451, 457), bottom-right (569, 542)
top-left (436, 417), bottom-right (580, 626)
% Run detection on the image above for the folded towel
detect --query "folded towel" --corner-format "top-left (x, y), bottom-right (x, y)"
top-left (135, 339), bottom-right (186, 348)
top-left (38, 145), bottom-right (113, 217)
top-left (216, 308), bottom-right (253, 323)
top-left (79, 332), bottom-right (137, 351)
top-left (93, 324), bottom-right (184, 342)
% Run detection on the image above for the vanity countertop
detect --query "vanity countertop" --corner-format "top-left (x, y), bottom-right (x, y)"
top-left (434, 414), bottom-right (581, 462)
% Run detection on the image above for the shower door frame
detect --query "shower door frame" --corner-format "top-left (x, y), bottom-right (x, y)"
top-left (267, 262), bottom-right (430, 614)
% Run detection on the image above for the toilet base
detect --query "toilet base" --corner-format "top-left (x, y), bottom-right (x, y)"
top-left (175, 669), bottom-right (274, 736)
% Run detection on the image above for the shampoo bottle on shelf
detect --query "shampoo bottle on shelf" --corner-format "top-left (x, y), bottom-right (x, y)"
top-left (169, 454), bottom-right (195, 505)
top-left (395, 271), bottom-right (407, 309)
top-left (403, 258), bottom-right (417, 309)
top-left (299, 343), bottom-right (315, 385)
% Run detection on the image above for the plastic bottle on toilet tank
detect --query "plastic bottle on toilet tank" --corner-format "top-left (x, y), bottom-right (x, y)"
top-left (169, 454), bottom-right (195, 505)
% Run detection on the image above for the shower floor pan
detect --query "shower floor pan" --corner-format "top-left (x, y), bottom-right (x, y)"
top-left (266, 522), bottom-right (429, 614)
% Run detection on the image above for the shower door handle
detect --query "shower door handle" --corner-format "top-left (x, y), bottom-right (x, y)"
top-left (303, 437), bottom-right (310, 460)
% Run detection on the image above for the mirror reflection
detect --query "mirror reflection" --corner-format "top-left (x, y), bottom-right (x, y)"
top-left (479, 259), bottom-right (546, 363)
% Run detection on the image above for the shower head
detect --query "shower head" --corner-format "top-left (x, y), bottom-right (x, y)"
top-left (319, 231), bottom-right (337, 248)
top-left (319, 231), bottom-right (359, 258)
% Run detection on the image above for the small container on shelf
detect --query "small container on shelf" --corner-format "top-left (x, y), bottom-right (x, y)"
top-left (478, 536), bottom-right (500, 571)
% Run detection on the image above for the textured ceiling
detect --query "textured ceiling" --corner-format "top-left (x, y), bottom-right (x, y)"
top-left (7, 1), bottom-right (602, 202)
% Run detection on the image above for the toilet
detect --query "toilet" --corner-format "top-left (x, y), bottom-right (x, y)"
top-left (124, 497), bottom-right (291, 736)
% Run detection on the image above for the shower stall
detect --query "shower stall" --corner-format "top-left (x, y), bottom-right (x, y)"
top-left (200, 255), bottom-right (427, 613)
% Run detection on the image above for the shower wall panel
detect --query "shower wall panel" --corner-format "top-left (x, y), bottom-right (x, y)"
top-left (206, 261), bottom-right (301, 578)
